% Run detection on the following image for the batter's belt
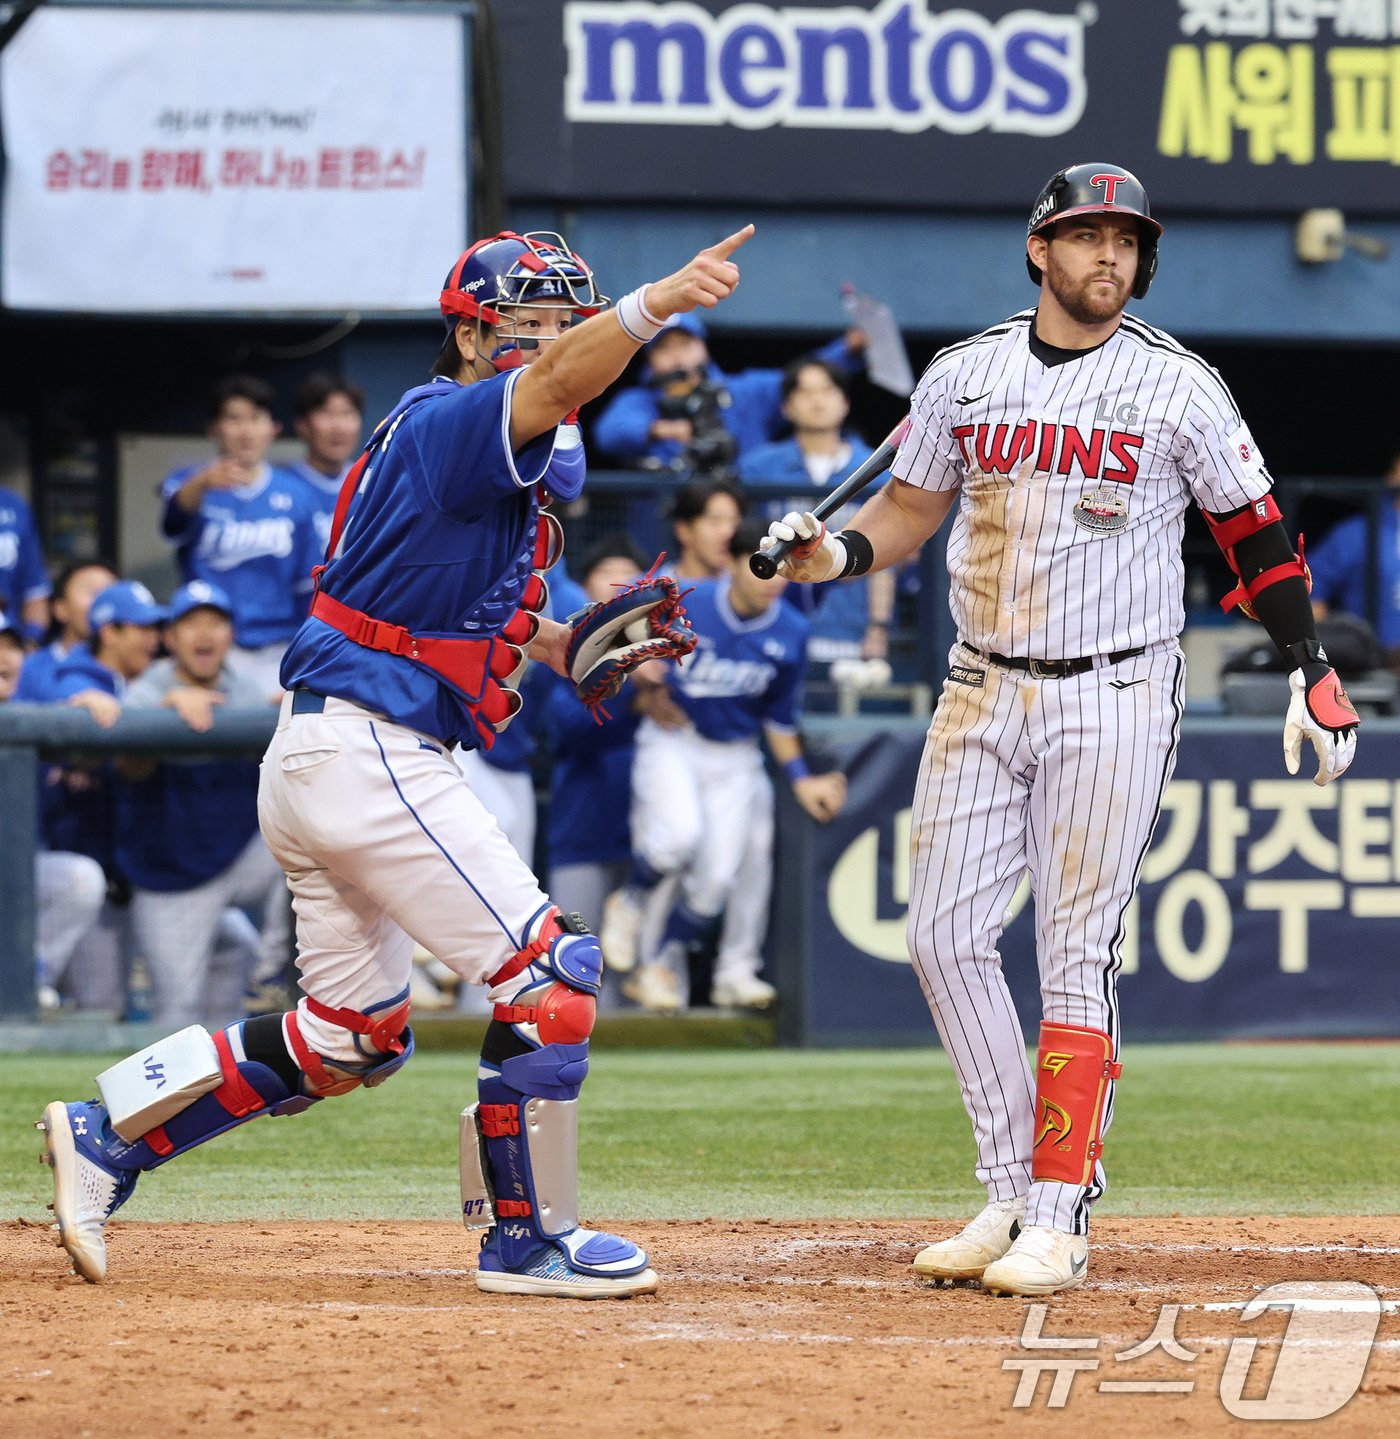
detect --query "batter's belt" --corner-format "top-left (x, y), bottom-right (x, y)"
top-left (961, 642), bottom-right (1146, 680)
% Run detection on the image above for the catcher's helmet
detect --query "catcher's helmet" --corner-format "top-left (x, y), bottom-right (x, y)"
top-left (1025, 163), bottom-right (1162, 299)
top-left (439, 231), bottom-right (609, 370)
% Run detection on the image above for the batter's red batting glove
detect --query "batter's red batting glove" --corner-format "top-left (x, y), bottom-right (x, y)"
top-left (1284, 665), bottom-right (1359, 787)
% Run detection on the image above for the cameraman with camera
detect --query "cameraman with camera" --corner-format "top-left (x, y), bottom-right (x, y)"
top-left (593, 311), bottom-right (865, 480)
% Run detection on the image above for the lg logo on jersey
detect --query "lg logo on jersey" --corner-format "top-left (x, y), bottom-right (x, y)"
top-left (1092, 394), bottom-right (1139, 427)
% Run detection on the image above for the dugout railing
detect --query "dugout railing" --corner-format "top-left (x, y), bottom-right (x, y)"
top-left (2, 472), bottom-right (1390, 1023)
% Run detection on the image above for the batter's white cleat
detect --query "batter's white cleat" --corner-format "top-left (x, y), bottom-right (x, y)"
top-left (980, 1225), bottom-right (1089, 1296)
top-left (599, 888), bottom-right (644, 974)
top-left (36, 1100), bottom-right (139, 1283)
top-left (914, 1196), bottom-right (1026, 1281)
top-left (711, 975), bottom-right (778, 1011)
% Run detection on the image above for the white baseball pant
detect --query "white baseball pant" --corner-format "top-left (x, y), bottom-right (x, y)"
top-left (34, 851), bottom-right (107, 990)
top-left (455, 748), bottom-right (537, 866)
top-left (906, 642), bottom-right (1184, 1234)
top-left (257, 694), bottom-right (552, 1063)
top-left (630, 713), bottom-right (776, 926)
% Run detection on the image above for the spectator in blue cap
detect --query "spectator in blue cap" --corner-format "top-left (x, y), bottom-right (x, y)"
top-left (593, 309), bottom-right (866, 479)
top-left (42, 579), bottom-right (165, 1014)
top-left (116, 577), bottom-right (283, 1027)
top-left (52, 580), bottom-right (166, 724)
top-left (0, 611), bottom-right (108, 1012)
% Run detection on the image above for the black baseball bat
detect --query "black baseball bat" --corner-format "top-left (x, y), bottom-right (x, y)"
top-left (749, 416), bottom-right (910, 579)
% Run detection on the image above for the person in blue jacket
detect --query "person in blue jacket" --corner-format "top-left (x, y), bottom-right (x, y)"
top-left (116, 580), bottom-right (283, 1029)
top-left (160, 375), bottom-right (322, 699)
top-left (593, 309), bottom-right (866, 475)
top-left (0, 486), bottom-right (50, 637)
top-left (1309, 451), bottom-right (1400, 662)
top-left (47, 579), bottom-right (166, 855)
top-left (45, 580), bottom-right (166, 1014)
top-left (15, 558), bottom-right (118, 702)
top-left (739, 357), bottom-right (895, 663)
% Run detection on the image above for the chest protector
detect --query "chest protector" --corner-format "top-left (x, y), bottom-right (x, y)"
top-left (308, 386), bottom-right (563, 749)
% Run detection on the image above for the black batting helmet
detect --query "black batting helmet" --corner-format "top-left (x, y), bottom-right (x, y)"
top-left (1025, 163), bottom-right (1162, 299)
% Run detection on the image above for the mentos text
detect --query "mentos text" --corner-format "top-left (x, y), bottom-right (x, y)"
top-left (952, 421), bottom-right (1143, 483)
top-left (565, 0), bottom-right (1087, 133)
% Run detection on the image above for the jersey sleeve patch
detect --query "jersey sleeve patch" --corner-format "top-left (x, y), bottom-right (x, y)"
top-left (1225, 422), bottom-right (1266, 487)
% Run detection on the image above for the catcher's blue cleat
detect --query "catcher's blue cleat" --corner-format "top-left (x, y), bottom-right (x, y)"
top-left (36, 1100), bottom-right (140, 1283)
top-left (476, 1226), bottom-right (657, 1299)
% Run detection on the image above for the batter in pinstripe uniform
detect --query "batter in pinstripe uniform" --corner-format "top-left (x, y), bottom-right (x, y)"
top-left (764, 164), bottom-right (1359, 1296)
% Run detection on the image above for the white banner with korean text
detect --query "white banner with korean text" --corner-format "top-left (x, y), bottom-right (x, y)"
top-left (1, 6), bottom-right (469, 313)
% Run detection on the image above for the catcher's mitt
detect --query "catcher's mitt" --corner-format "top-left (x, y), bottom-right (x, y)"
top-left (565, 558), bottom-right (697, 717)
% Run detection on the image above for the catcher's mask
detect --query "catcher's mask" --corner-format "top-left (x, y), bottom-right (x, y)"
top-left (439, 231), bottom-right (609, 372)
top-left (1025, 163), bottom-right (1162, 300)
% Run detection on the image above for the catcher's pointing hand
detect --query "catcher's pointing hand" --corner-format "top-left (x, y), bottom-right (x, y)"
top-left (1284, 666), bottom-right (1358, 786)
top-left (647, 225), bottom-right (754, 318)
top-left (764, 511), bottom-right (848, 584)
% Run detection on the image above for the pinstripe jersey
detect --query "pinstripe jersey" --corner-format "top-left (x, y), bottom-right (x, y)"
top-left (891, 310), bottom-right (1273, 658)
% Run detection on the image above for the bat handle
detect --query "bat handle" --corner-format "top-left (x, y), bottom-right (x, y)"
top-left (748, 542), bottom-right (784, 580)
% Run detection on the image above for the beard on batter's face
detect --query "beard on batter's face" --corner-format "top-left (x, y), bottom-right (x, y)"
top-left (1043, 247), bottom-right (1131, 325)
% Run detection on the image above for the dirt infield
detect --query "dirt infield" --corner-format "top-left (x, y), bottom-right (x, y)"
top-left (3, 1216), bottom-right (1396, 1438)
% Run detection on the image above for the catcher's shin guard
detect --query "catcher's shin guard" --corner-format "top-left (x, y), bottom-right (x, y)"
top-left (38, 1007), bottom-right (412, 1284)
top-left (83, 1004), bottom-right (414, 1172)
top-left (1031, 1022), bottom-right (1122, 1186)
top-left (466, 909), bottom-right (656, 1296)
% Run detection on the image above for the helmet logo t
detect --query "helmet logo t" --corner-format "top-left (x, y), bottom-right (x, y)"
top-left (1090, 173), bottom-right (1123, 204)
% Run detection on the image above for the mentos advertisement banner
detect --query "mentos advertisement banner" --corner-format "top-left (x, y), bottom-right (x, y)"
top-left (500, 0), bottom-right (1400, 211)
top-left (774, 720), bottom-right (1400, 1045)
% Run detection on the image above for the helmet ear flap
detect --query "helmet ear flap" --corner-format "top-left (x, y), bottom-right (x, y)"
top-left (1132, 230), bottom-right (1159, 299)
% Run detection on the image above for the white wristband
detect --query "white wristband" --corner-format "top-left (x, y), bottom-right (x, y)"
top-left (615, 285), bottom-right (668, 344)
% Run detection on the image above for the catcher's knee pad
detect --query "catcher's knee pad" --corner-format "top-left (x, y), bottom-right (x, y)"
top-left (1031, 1022), bottom-right (1122, 1187)
top-left (489, 905), bottom-right (601, 1004)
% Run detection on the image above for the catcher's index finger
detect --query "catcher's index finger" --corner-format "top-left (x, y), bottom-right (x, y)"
top-left (703, 224), bottom-right (755, 261)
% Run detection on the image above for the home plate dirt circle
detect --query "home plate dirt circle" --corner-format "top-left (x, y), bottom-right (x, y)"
top-left (3, 1216), bottom-right (1396, 1438)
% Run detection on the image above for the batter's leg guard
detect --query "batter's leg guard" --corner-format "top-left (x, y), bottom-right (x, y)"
top-left (1030, 1022), bottom-right (1122, 1188)
top-left (36, 1000), bottom-right (413, 1283)
top-left (464, 908), bottom-right (658, 1299)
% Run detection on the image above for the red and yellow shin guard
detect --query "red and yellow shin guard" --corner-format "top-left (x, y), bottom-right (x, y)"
top-left (1031, 1022), bottom-right (1123, 1186)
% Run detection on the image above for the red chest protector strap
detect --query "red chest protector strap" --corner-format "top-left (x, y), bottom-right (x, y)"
top-left (309, 590), bottom-right (497, 700)
top-left (306, 420), bottom-right (553, 747)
